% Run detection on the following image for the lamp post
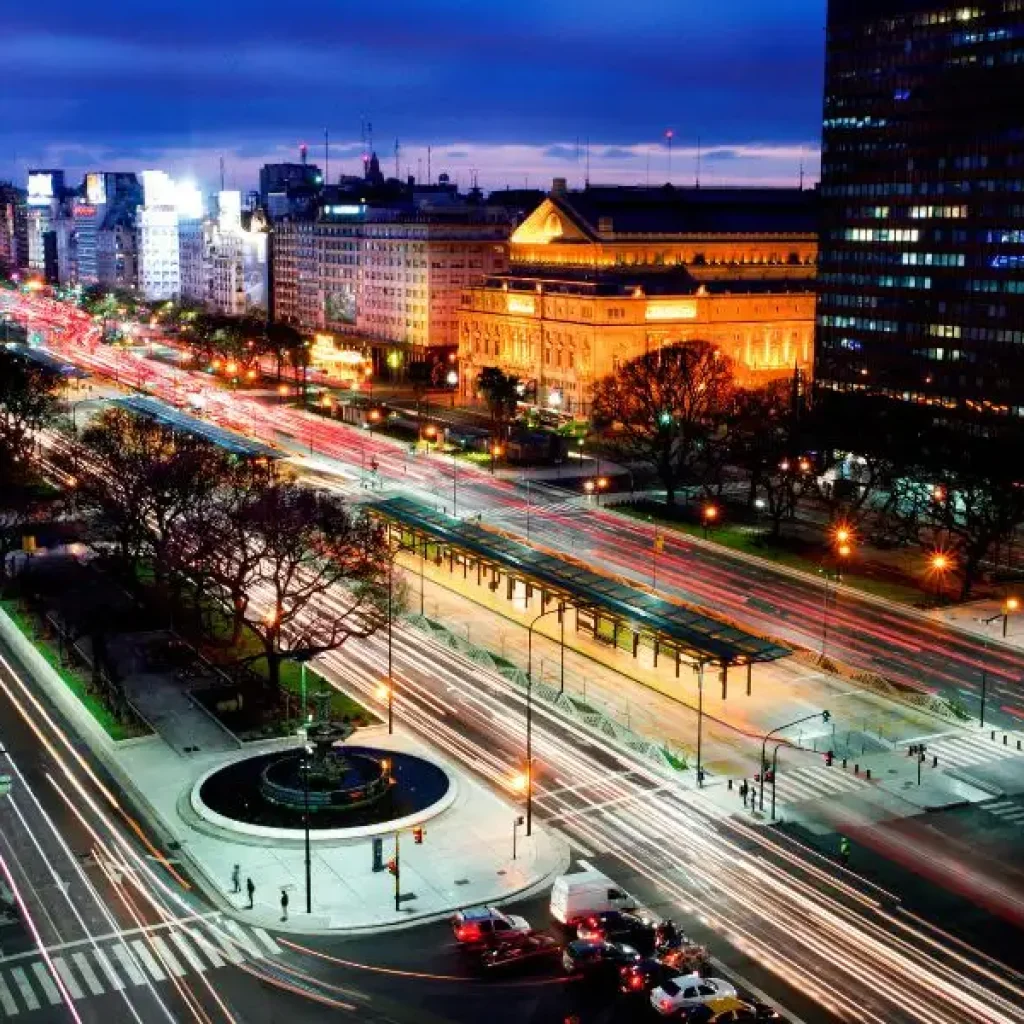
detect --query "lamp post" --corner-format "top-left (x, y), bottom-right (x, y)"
top-left (759, 710), bottom-right (830, 811)
top-left (451, 449), bottom-right (459, 517)
top-left (526, 603), bottom-right (567, 835)
top-left (770, 742), bottom-right (785, 822)
top-left (702, 503), bottom-right (718, 539)
top-left (1003, 596), bottom-right (1019, 638)
top-left (695, 659), bottom-right (706, 787)
top-left (447, 369), bottom-right (458, 409)
top-left (301, 744), bottom-right (313, 913)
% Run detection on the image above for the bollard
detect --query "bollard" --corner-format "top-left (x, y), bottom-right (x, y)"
top-left (1018, 740), bottom-right (1021, 751)
top-left (991, 730), bottom-right (996, 740)
top-left (932, 755), bottom-right (938, 767)
top-left (866, 768), bottom-right (872, 780)
top-left (1004, 735), bottom-right (1008, 745)
top-left (842, 757), bottom-right (848, 769)
top-left (854, 763), bottom-right (859, 774)
top-left (727, 779), bottom-right (733, 791)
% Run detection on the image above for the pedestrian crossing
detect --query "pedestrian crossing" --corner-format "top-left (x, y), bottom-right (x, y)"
top-left (0, 917), bottom-right (280, 1016)
top-left (982, 797), bottom-right (1024, 829)
top-left (916, 731), bottom-right (1024, 770)
top-left (762, 764), bottom-right (875, 809)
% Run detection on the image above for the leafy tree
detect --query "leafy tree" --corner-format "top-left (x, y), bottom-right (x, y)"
top-left (475, 366), bottom-right (521, 442)
top-left (591, 341), bottom-right (735, 506)
top-left (0, 349), bottom-right (62, 468)
top-left (238, 482), bottom-right (390, 689)
top-left (265, 322), bottom-right (306, 381)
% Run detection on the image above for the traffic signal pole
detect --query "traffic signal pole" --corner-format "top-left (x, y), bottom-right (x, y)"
top-left (393, 831), bottom-right (401, 912)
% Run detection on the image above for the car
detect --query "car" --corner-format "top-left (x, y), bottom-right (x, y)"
top-left (618, 957), bottom-right (679, 996)
top-left (479, 934), bottom-right (563, 974)
top-left (562, 940), bottom-right (642, 982)
top-left (451, 906), bottom-right (531, 948)
top-left (576, 910), bottom-right (658, 952)
top-left (682, 997), bottom-right (787, 1022)
top-left (659, 940), bottom-right (712, 976)
top-left (650, 974), bottom-right (738, 1016)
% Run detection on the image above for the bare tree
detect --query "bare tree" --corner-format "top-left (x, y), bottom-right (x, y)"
top-left (591, 341), bottom-right (735, 506)
top-left (240, 483), bottom-right (389, 689)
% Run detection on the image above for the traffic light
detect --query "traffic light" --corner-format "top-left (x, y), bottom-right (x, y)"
top-left (412, 826), bottom-right (424, 845)
top-left (822, 710), bottom-right (831, 723)
top-left (386, 858), bottom-right (398, 876)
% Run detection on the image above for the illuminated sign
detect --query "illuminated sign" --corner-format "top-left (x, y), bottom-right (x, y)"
top-left (27, 172), bottom-right (55, 206)
top-left (74, 205), bottom-right (98, 218)
top-left (645, 301), bottom-right (698, 321)
top-left (326, 204), bottom-right (366, 216)
top-left (85, 173), bottom-right (107, 205)
top-left (506, 295), bottom-right (536, 315)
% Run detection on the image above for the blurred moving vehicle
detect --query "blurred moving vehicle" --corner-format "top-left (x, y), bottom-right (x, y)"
top-left (619, 957), bottom-right (679, 997)
top-left (562, 940), bottom-right (642, 983)
top-left (682, 996), bottom-right (787, 1022)
top-left (479, 935), bottom-right (563, 974)
top-left (451, 906), bottom-right (531, 949)
top-left (651, 973), bottom-right (738, 1016)
top-left (576, 909), bottom-right (658, 952)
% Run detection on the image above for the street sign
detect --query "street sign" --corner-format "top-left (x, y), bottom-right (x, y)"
top-left (0, 775), bottom-right (11, 797)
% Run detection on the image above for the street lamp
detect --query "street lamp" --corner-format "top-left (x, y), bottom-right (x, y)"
top-left (702, 503), bottom-right (719, 539)
top-left (694, 659), bottom-right (707, 787)
top-left (595, 476), bottom-right (609, 506)
top-left (525, 603), bottom-right (567, 835)
top-left (928, 551), bottom-right (954, 604)
top-left (490, 443), bottom-right (503, 475)
top-left (1003, 596), bottom-right (1019, 638)
top-left (759, 710), bottom-right (830, 811)
top-left (447, 369), bottom-right (458, 408)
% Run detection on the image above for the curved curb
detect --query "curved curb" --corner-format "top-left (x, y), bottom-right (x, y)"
top-left (189, 746), bottom-right (458, 842)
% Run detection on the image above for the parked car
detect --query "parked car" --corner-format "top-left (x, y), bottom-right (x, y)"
top-left (550, 870), bottom-right (636, 926)
top-left (651, 974), bottom-right (738, 1016)
top-left (451, 906), bottom-right (531, 949)
top-left (562, 940), bottom-right (642, 982)
top-left (576, 910), bottom-right (658, 952)
top-left (479, 935), bottom-right (563, 974)
top-left (619, 957), bottom-right (679, 997)
top-left (682, 997), bottom-right (787, 1022)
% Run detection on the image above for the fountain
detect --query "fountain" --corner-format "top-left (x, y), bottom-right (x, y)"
top-left (192, 692), bottom-right (453, 835)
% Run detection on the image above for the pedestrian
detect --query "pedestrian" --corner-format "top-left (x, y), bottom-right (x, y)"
top-left (246, 877), bottom-right (255, 909)
top-left (740, 780), bottom-right (748, 804)
top-left (230, 864), bottom-right (241, 894)
top-left (280, 889), bottom-right (289, 922)
top-left (839, 836), bottom-right (851, 866)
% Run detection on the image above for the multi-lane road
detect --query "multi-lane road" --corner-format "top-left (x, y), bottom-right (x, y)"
top-left (4, 288), bottom-right (1024, 1023)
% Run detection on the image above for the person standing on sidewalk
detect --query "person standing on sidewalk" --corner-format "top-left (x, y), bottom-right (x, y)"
top-left (280, 889), bottom-right (289, 922)
top-left (231, 865), bottom-right (241, 894)
top-left (246, 877), bottom-right (255, 909)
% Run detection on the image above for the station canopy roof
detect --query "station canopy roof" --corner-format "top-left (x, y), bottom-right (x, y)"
top-left (113, 395), bottom-right (281, 460)
top-left (369, 496), bottom-right (790, 667)
top-left (7, 343), bottom-right (89, 379)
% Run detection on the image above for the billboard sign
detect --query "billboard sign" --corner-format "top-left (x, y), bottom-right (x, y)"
top-left (27, 172), bottom-right (55, 206)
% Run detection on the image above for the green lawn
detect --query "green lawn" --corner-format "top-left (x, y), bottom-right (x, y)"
top-left (619, 508), bottom-right (927, 606)
top-left (0, 599), bottom-right (150, 741)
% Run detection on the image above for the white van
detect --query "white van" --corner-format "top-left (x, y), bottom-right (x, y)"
top-left (549, 869), bottom-right (637, 925)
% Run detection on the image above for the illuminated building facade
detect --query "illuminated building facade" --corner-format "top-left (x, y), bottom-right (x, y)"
top-left (458, 183), bottom-right (817, 416)
top-left (817, 0), bottom-right (1024, 431)
top-left (272, 203), bottom-right (511, 369)
top-left (137, 171), bottom-right (203, 301)
top-left (0, 183), bottom-right (28, 272)
top-left (25, 169), bottom-right (67, 283)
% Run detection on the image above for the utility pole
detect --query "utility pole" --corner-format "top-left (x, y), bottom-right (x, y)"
top-left (393, 831), bottom-right (401, 911)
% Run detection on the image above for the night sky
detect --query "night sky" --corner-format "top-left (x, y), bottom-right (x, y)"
top-left (1, 0), bottom-right (826, 192)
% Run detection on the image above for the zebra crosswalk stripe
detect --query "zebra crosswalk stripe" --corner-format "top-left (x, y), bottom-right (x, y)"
top-left (71, 952), bottom-right (104, 997)
top-left (30, 962), bottom-right (61, 1005)
top-left (129, 939), bottom-right (166, 982)
top-left (0, 970), bottom-right (18, 1016)
top-left (170, 931), bottom-right (208, 973)
top-left (51, 957), bottom-right (84, 1000)
top-left (221, 918), bottom-right (266, 959)
top-left (251, 927), bottom-right (282, 955)
top-left (150, 936), bottom-right (186, 978)
top-left (91, 947), bottom-right (126, 991)
top-left (112, 943), bottom-right (146, 986)
top-left (9, 968), bottom-right (38, 1012)
top-left (187, 927), bottom-right (229, 968)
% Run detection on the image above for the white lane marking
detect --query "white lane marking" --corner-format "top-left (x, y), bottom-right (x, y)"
top-left (9, 968), bottom-right (39, 1012)
top-left (0, 971), bottom-right (19, 1016)
top-left (221, 919), bottom-right (264, 959)
top-left (209, 928), bottom-right (245, 966)
top-left (169, 932), bottom-right (207, 974)
top-left (91, 948), bottom-right (125, 991)
top-left (71, 953), bottom-right (104, 997)
top-left (29, 962), bottom-right (60, 1005)
top-left (50, 957), bottom-right (83, 1000)
top-left (112, 944), bottom-right (146, 986)
top-left (150, 937), bottom-right (185, 978)
top-left (250, 927), bottom-right (283, 955)
top-left (129, 940), bottom-right (166, 982)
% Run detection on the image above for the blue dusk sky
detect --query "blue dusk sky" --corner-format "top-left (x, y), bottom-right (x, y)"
top-left (1, 0), bottom-right (826, 193)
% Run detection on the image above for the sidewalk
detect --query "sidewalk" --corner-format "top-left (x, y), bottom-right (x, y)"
top-left (0, 605), bottom-right (569, 935)
top-left (929, 599), bottom-right (1024, 652)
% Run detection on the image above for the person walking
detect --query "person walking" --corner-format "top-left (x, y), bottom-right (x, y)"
top-left (280, 889), bottom-right (289, 923)
top-left (246, 877), bottom-right (255, 909)
top-left (231, 864), bottom-right (241, 895)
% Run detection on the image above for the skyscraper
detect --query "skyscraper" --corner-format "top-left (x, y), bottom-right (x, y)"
top-left (816, 0), bottom-right (1024, 437)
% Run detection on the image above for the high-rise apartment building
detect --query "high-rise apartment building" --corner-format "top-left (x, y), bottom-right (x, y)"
top-left (272, 200), bottom-right (511, 368)
top-left (817, 0), bottom-right (1024, 433)
top-left (25, 169), bottom-right (67, 283)
top-left (0, 183), bottom-right (28, 273)
top-left (137, 171), bottom-right (203, 300)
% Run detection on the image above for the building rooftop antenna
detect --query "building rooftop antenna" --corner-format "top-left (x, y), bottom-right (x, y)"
top-left (585, 137), bottom-right (591, 188)
top-left (394, 138), bottom-right (400, 180)
top-left (696, 135), bottom-right (701, 189)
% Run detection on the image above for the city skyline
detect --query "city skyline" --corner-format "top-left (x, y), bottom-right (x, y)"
top-left (1, 0), bottom-right (826, 191)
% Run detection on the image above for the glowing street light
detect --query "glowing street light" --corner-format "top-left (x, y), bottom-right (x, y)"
top-left (1003, 596), bottom-right (1020, 638)
top-left (928, 551), bottom-right (954, 604)
top-left (510, 771), bottom-right (528, 794)
top-left (702, 504), bottom-right (719, 538)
